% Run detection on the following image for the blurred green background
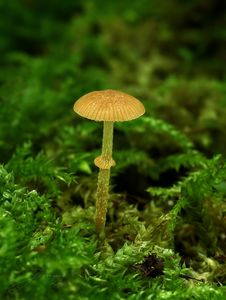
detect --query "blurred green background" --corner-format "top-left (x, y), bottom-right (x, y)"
top-left (1, 0), bottom-right (226, 162)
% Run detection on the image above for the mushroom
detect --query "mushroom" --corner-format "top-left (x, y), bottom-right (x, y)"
top-left (73, 89), bottom-right (145, 233)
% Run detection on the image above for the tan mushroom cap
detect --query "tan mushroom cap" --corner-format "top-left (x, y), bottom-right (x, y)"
top-left (73, 89), bottom-right (145, 121)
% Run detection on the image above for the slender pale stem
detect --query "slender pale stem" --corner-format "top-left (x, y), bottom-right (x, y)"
top-left (95, 169), bottom-right (111, 232)
top-left (102, 121), bottom-right (114, 160)
top-left (95, 121), bottom-right (114, 233)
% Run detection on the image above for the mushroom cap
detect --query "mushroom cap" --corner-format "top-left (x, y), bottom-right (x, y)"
top-left (73, 89), bottom-right (145, 121)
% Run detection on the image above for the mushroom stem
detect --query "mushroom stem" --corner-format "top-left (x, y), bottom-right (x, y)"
top-left (95, 169), bottom-right (111, 232)
top-left (102, 121), bottom-right (114, 160)
top-left (95, 121), bottom-right (114, 232)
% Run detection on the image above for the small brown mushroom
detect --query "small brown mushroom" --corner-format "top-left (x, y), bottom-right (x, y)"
top-left (73, 89), bottom-right (145, 233)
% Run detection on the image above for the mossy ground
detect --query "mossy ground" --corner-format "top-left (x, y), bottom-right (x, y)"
top-left (0, 1), bottom-right (226, 299)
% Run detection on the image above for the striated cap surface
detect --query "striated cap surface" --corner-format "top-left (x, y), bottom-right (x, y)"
top-left (73, 89), bottom-right (145, 121)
